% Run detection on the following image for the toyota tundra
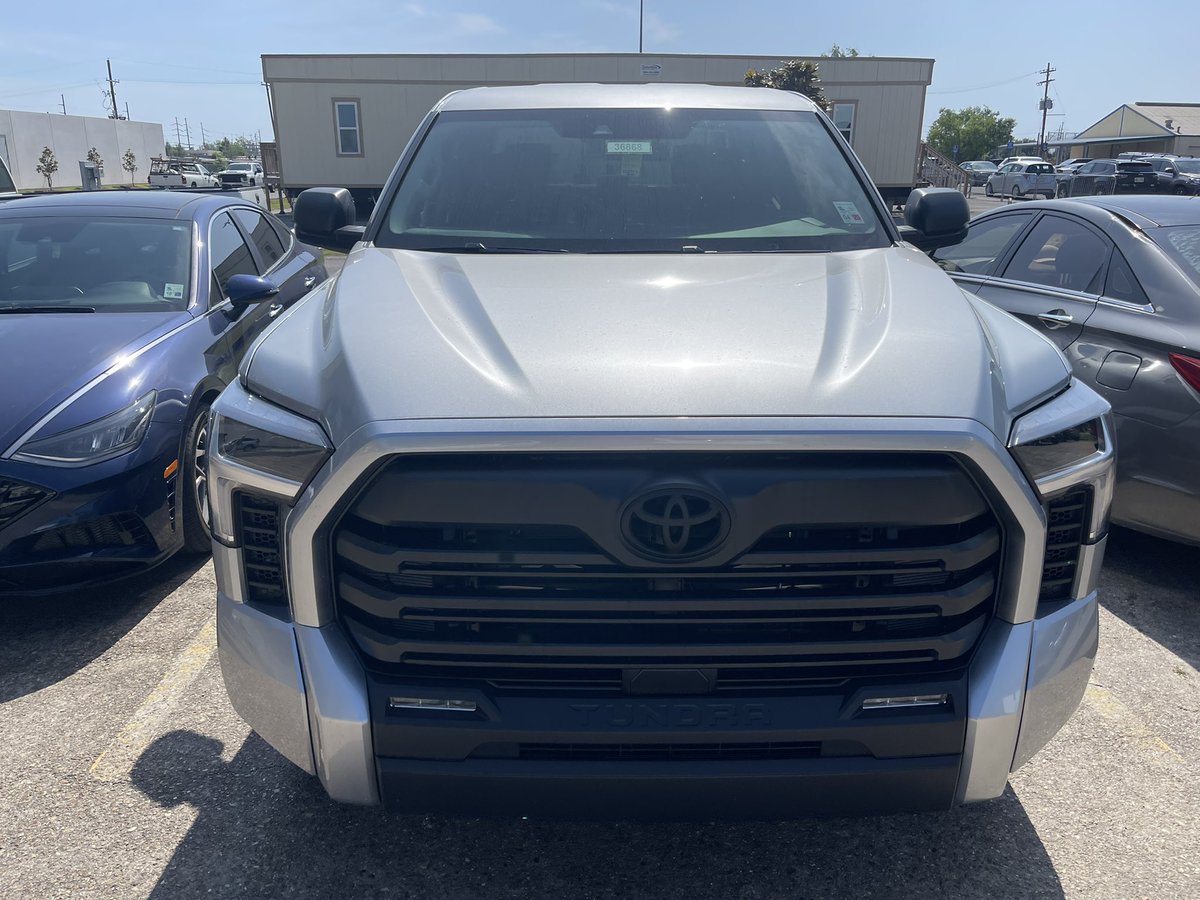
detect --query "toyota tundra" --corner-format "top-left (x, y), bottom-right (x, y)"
top-left (210, 84), bottom-right (1113, 817)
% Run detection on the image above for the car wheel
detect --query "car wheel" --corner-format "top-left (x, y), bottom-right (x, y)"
top-left (1175, 185), bottom-right (1188, 195)
top-left (1011, 184), bottom-right (1024, 199)
top-left (190, 181), bottom-right (197, 188)
top-left (181, 405), bottom-right (213, 554)
top-left (985, 182), bottom-right (994, 197)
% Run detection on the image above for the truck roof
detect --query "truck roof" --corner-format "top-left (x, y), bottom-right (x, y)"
top-left (438, 82), bottom-right (822, 112)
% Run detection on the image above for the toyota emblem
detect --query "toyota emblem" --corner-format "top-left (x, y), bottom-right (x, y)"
top-left (621, 487), bottom-right (731, 562)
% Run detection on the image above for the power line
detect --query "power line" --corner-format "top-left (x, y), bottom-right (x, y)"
top-left (928, 70), bottom-right (1042, 95)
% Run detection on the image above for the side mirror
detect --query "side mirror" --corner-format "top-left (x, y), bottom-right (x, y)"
top-left (1165, 167), bottom-right (1176, 174)
top-left (225, 273), bottom-right (279, 310)
top-left (294, 186), bottom-right (366, 251)
top-left (898, 187), bottom-right (970, 252)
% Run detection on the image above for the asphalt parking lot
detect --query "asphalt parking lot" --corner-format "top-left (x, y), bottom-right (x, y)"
top-left (1, 525), bottom-right (1197, 899)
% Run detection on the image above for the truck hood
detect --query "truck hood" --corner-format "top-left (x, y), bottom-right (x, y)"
top-left (0, 311), bottom-right (189, 453)
top-left (243, 245), bottom-right (1070, 445)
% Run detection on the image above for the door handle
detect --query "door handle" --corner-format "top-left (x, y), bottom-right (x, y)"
top-left (303, 275), bottom-right (317, 289)
top-left (1037, 309), bottom-right (1073, 328)
top-left (268, 302), bottom-right (285, 318)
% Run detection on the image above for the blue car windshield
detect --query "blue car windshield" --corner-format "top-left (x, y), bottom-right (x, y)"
top-left (378, 107), bottom-right (888, 253)
top-left (0, 216), bottom-right (192, 312)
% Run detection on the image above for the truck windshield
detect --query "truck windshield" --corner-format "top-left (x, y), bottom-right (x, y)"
top-left (0, 216), bottom-right (192, 311)
top-left (378, 107), bottom-right (888, 253)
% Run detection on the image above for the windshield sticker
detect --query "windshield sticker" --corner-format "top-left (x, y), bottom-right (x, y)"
top-left (606, 141), bottom-right (652, 154)
top-left (833, 201), bottom-right (865, 226)
top-left (163, 283), bottom-right (184, 300)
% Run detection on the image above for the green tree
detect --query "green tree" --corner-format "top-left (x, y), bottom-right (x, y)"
top-left (744, 60), bottom-right (828, 110)
top-left (35, 146), bottom-right (58, 188)
top-left (926, 106), bottom-right (1017, 162)
top-left (821, 44), bottom-right (860, 58)
top-left (122, 148), bottom-right (137, 184)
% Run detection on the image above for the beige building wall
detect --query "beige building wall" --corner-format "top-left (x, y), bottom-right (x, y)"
top-left (263, 53), bottom-right (934, 196)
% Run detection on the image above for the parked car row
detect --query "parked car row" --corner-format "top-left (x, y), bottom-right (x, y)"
top-left (147, 158), bottom-right (264, 191)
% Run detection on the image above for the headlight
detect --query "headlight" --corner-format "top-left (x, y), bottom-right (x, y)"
top-left (13, 392), bottom-right (156, 466)
top-left (215, 416), bottom-right (330, 483)
top-left (206, 386), bottom-right (332, 546)
top-left (1010, 419), bottom-right (1101, 481)
top-left (1009, 381), bottom-right (1114, 543)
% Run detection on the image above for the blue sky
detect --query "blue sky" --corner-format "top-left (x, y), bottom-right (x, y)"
top-left (0, 1), bottom-right (1191, 145)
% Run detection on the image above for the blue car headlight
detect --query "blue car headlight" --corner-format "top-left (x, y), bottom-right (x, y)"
top-left (12, 391), bottom-right (156, 467)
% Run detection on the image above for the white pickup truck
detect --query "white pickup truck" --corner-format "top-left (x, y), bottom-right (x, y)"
top-left (148, 158), bottom-right (218, 189)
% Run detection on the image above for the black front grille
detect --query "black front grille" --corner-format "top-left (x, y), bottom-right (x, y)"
top-left (1039, 488), bottom-right (1091, 602)
top-left (333, 453), bottom-right (1002, 690)
top-left (0, 478), bottom-right (51, 530)
top-left (237, 493), bottom-right (287, 605)
top-left (492, 741), bottom-right (826, 761)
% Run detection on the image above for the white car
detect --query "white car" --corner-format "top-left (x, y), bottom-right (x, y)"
top-left (217, 162), bottom-right (263, 188)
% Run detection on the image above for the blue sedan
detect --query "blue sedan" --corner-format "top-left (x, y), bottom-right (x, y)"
top-left (0, 191), bottom-right (325, 593)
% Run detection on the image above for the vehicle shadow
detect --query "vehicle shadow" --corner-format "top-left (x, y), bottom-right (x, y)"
top-left (132, 730), bottom-right (1065, 900)
top-left (1099, 526), bottom-right (1199, 669)
top-left (0, 553), bottom-right (208, 703)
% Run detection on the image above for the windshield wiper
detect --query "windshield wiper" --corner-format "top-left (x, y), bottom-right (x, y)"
top-left (419, 243), bottom-right (568, 254)
top-left (0, 305), bottom-right (96, 313)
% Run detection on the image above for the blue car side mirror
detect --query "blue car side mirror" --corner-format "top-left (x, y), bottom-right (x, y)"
top-left (225, 274), bottom-right (279, 310)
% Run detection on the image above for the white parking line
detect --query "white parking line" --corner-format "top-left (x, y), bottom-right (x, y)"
top-left (89, 616), bottom-right (218, 783)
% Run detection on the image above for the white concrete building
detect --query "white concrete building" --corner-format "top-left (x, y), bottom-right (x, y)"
top-left (0, 110), bottom-right (164, 191)
top-left (262, 53), bottom-right (934, 204)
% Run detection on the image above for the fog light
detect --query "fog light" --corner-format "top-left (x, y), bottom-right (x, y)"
top-left (388, 697), bottom-right (477, 712)
top-left (861, 694), bottom-right (948, 710)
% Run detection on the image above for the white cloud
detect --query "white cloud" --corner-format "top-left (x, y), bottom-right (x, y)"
top-left (452, 12), bottom-right (505, 36)
top-left (643, 11), bottom-right (680, 45)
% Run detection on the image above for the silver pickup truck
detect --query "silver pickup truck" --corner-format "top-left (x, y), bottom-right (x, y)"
top-left (209, 83), bottom-right (1113, 818)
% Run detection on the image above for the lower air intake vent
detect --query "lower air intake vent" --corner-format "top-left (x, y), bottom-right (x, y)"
top-left (237, 493), bottom-right (287, 605)
top-left (0, 478), bottom-right (51, 530)
top-left (1040, 488), bottom-right (1091, 602)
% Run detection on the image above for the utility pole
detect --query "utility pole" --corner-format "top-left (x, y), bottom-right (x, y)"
top-left (200, 122), bottom-right (209, 147)
top-left (183, 118), bottom-right (192, 151)
top-left (124, 101), bottom-right (130, 120)
top-left (60, 94), bottom-right (66, 115)
top-left (106, 59), bottom-right (122, 120)
top-left (1036, 62), bottom-right (1055, 157)
top-left (638, 0), bottom-right (644, 52)
top-left (173, 118), bottom-right (184, 156)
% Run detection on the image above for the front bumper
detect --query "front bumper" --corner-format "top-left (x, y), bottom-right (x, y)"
top-left (217, 586), bottom-right (1100, 815)
top-left (212, 406), bottom-right (1109, 816)
top-left (0, 423), bottom-right (182, 593)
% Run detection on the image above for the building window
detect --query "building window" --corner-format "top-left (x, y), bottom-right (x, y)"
top-left (832, 102), bottom-right (855, 145)
top-left (334, 100), bottom-right (361, 156)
